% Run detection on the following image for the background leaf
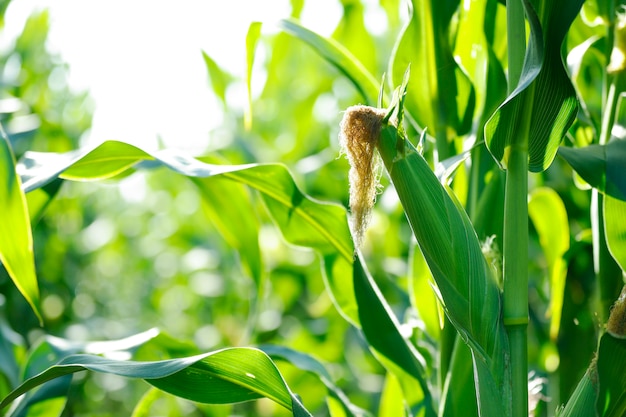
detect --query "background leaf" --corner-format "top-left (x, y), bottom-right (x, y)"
top-left (389, 0), bottom-right (476, 157)
top-left (0, 126), bottom-right (41, 323)
top-left (529, 187), bottom-right (570, 340)
top-left (278, 18), bottom-right (380, 105)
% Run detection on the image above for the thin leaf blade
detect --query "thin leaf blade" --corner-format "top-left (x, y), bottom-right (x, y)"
top-left (0, 126), bottom-right (42, 323)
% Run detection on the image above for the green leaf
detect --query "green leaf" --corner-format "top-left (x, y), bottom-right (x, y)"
top-left (353, 255), bottom-right (434, 416)
top-left (556, 368), bottom-right (597, 417)
top-left (409, 242), bottom-right (441, 341)
top-left (604, 195), bottom-right (626, 273)
top-left (202, 51), bottom-right (233, 106)
top-left (597, 332), bottom-right (626, 417)
top-left (277, 18), bottom-right (380, 105)
top-left (18, 142), bottom-right (357, 323)
top-left (191, 176), bottom-right (263, 286)
top-left (261, 344), bottom-right (371, 417)
top-left (557, 139), bottom-right (626, 202)
top-left (0, 126), bottom-right (42, 324)
top-left (440, 339), bottom-right (478, 417)
top-left (389, 0), bottom-right (476, 154)
top-left (529, 187), bottom-right (570, 340)
top-left (245, 22), bottom-right (263, 130)
top-left (0, 348), bottom-right (312, 416)
top-left (485, 0), bottom-right (583, 172)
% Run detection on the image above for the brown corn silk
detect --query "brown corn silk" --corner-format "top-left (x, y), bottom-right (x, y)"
top-left (339, 105), bottom-right (387, 249)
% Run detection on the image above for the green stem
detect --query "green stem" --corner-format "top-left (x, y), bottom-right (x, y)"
top-left (503, 144), bottom-right (529, 417)
top-left (505, 2), bottom-right (530, 416)
top-left (593, 64), bottom-right (624, 322)
top-left (506, 0), bottom-right (526, 92)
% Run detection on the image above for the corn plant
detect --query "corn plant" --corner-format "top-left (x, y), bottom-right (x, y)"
top-left (1, 0), bottom-right (626, 416)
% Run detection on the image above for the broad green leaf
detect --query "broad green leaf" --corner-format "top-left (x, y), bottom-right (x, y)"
top-left (261, 344), bottom-right (371, 417)
top-left (278, 18), bottom-right (379, 105)
top-left (17, 142), bottom-right (357, 323)
top-left (245, 22), bottom-right (262, 130)
top-left (596, 332), bottom-right (626, 417)
top-left (0, 348), bottom-right (312, 416)
top-left (353, 254), bottom-right (435, 417)
top-left (389, 0), bottom-right (475, 156)
top-left (0, 126), bottom-right (42, 323)
top-left (558, 139), bottom-right (626, 202)
top-left (6, 329), bottom-right (159, 417)
top-left (485, 0), bottom-right (583, 172)
top-left (529, 187), bottom-right (570, 340)
top-left (605, 195), bottom-right (626, 272)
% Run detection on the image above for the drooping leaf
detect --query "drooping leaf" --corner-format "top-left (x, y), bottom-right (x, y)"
top-left (389, 0), bottom-right (476, 156)
top-left (0, 348), bottom-right (312, 416)
top-left (17, 142), bottom-right (357, 324)
top-left (485, 0), bottom-right (583, 172)
top-left (261, 344), bottom-right (372, 417)
top-left (0, 125), bottom-right (42, 324)
top-left (353, 254), bottom-right (435, 417)
top-left (558, 139), bottom-right (626, 202)
top-left (529, 187), bottom-right (570, 340)
top-left (278, 18), bottom-right (379, 105)
top-left (6, 328), bottom-right (160, 417)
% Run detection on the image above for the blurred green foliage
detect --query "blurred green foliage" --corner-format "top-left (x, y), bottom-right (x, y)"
top-left (1, 0), bottom-right (625, 415)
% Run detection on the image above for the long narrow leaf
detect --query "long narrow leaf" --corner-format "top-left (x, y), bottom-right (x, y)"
top-left (0, 348), bottom-right (312, 416)
top-left (278, 19), bottom-right (379, 105)
top-left (353, 254), bottom-right (435, 417)
top-left (0, 125), bottom-right (42, 323)
top-left (17, 142), bottom-right (357, 324)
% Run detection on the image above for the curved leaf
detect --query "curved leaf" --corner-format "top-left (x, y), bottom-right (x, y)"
top-left (261, 344), bottom-right (372, 417)
top-left (558, 139), bottom-right (626, 202)
top-left (485, 0), bottom-right (583, 172)
top-left (353, 254), bottom-right (435, 417)
top-left (0, 125), bottom-right (41, 323)
top-left (0, 348), bottom-right (312, 416)
top-left (17, 142), bottom-right (357, 323)
top-left (278, 18), bottom-right (379, 105)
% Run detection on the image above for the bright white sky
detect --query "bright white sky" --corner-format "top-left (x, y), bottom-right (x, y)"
top-left (3, 0), bottom-right (345, 152)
